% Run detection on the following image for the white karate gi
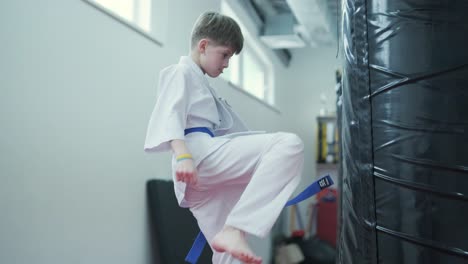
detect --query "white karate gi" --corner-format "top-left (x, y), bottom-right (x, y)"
top-left (144, 56), bottom-right (304, 264)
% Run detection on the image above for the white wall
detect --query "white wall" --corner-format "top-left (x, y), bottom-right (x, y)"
top-left (279, 47), bottom-right (340, 187)
top-left (275, 47), bottom-right (340, 235)
top-left (0, 0), bottom-right (339, 263)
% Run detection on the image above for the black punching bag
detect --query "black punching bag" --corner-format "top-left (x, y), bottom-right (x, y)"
top-left (338, 0), bottom-right (468, 263)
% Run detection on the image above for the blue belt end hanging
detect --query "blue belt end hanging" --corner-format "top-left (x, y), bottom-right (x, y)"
top-left (185, 232), bottom-right (207, 264)
top-left (285, 174), bottom-right (334, 206)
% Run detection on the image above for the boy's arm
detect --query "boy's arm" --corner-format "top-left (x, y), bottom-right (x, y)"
top-left (170, 139), bottom-right (191, 156)
top-left (170, 139), bottom-right (197, 184)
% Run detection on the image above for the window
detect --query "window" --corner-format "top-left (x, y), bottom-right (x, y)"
top-left (93, 0), bottom-right (152, 32)
top-left (243, 46), bottom-right (266, 99)
top-left (82, 0), bottom-right (167, 45)
top-left (221, 1), bottom-right (274, 105)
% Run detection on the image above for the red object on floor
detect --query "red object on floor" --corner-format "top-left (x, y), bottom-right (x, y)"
top-left (316, 188), bottom-right (338, 247)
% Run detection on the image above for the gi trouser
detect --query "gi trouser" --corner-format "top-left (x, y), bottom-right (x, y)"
top-left (184, 132), bottom-right (304, 264)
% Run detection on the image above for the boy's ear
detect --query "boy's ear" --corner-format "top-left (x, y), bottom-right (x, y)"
top-left (198, 39), bottom-right (209, 54)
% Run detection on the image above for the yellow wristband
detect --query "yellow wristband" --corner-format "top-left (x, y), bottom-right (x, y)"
top-left (176, 153), bottom-right (193, 162)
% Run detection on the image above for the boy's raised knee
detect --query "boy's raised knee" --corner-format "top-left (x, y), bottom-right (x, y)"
top-left (276, 132), bottom-right (304, 152)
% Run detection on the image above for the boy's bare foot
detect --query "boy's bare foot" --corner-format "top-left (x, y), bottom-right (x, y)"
top-left (212, 226), bottom-right (262, 264)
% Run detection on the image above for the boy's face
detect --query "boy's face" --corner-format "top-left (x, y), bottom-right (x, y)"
top-left (199, 39), bottom-right (235, 78)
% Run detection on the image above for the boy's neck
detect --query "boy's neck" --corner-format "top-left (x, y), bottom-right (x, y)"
top-left (190, 52), bottom-right (205, 74)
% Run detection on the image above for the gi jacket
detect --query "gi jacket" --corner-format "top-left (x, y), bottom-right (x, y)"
top-left (144, 56), bottom-right (264, 206)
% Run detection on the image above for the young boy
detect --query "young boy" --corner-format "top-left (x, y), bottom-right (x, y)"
top-left (144, 11), bottom-right (304, 264)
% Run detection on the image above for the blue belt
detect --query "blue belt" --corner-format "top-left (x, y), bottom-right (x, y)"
top-left (185, 174), bottom-right (334, 263)
top-left (184, 127), bottom-right (214, 137)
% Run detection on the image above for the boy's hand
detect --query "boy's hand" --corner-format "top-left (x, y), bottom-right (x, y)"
top-left (175, 158), bottom-right (198, 185)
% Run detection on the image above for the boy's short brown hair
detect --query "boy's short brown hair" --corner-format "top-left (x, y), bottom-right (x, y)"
top-left (191, 11), bottom-right (244, 54)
